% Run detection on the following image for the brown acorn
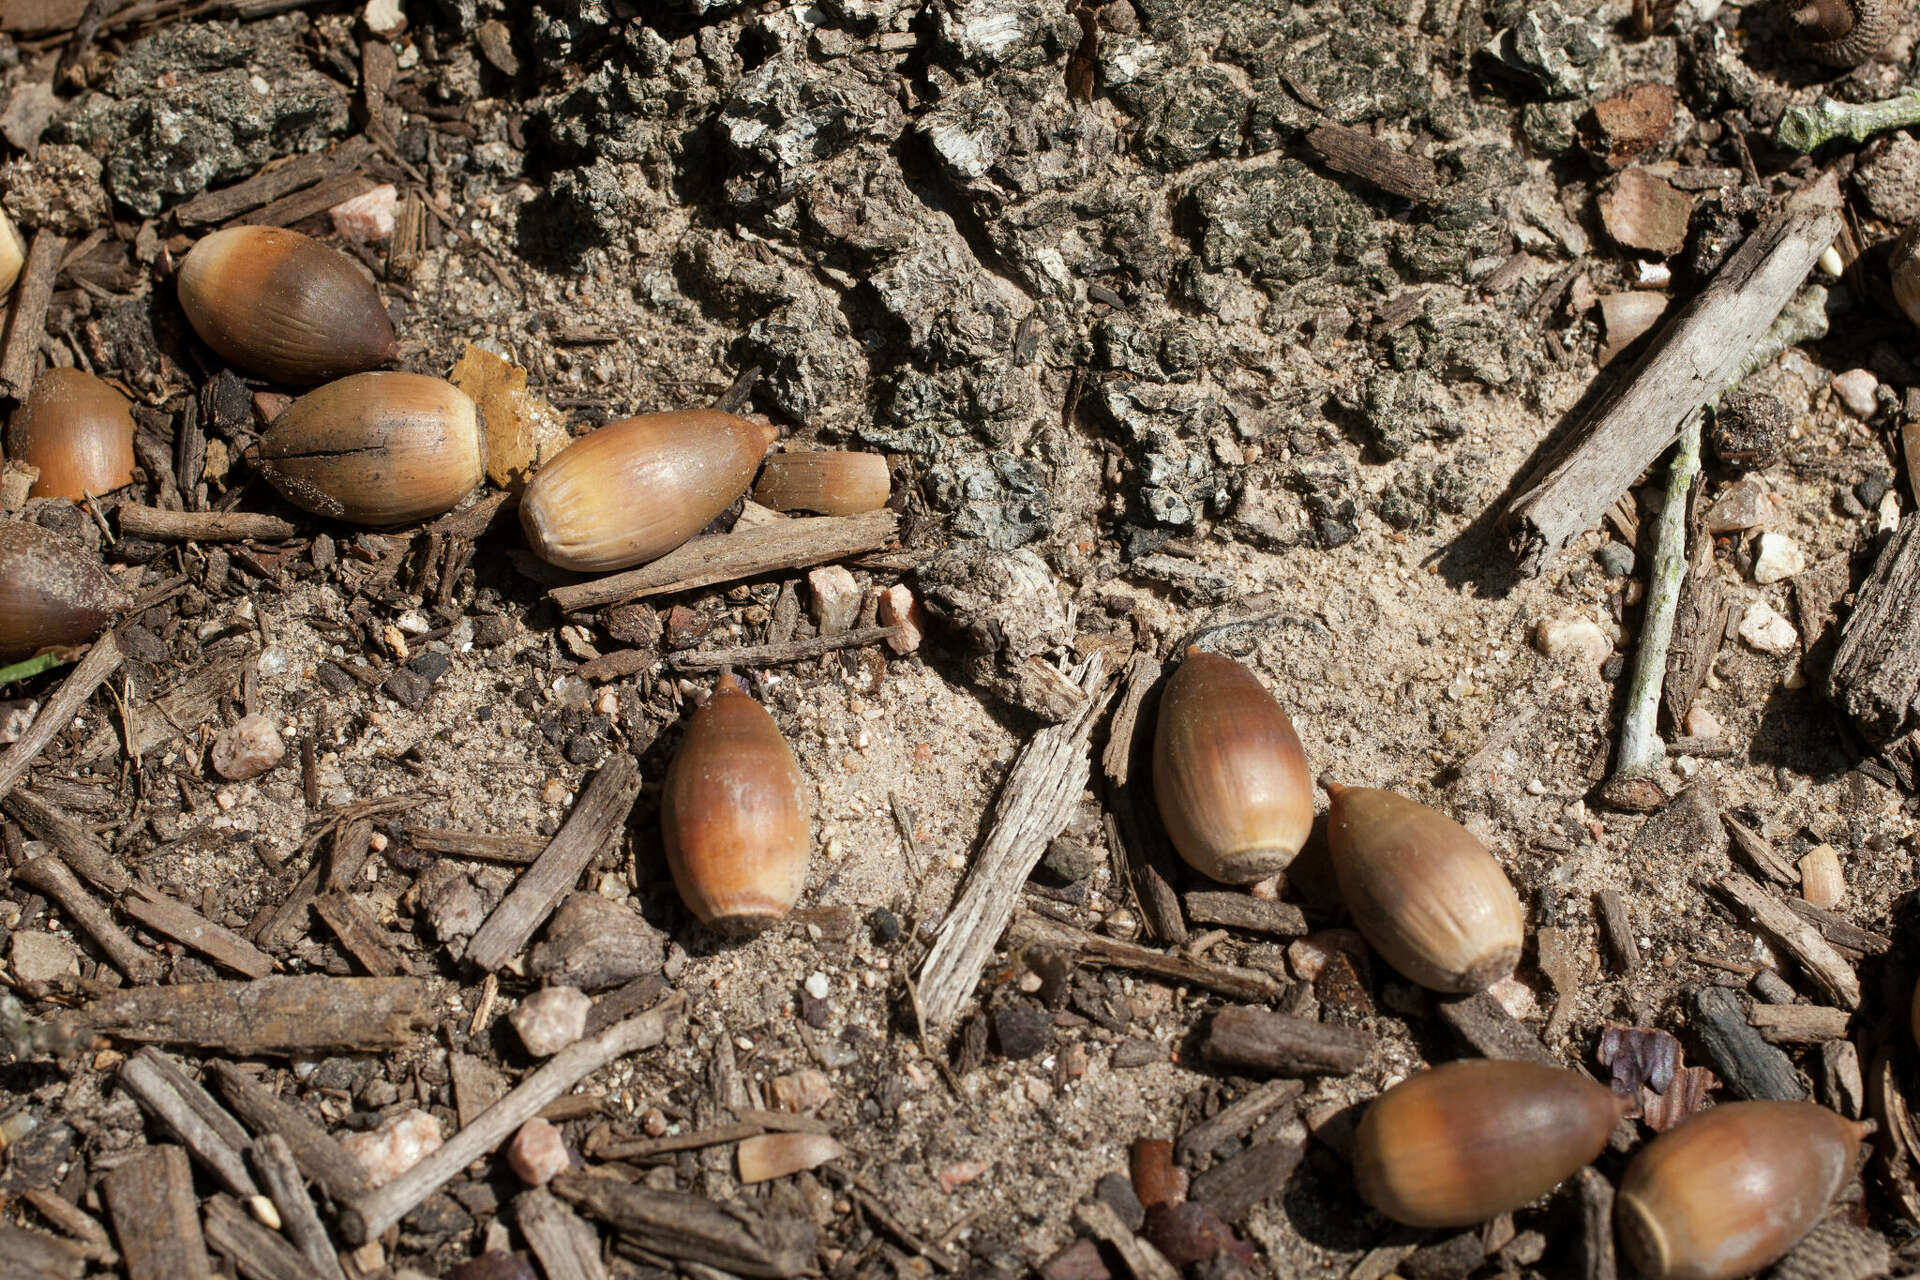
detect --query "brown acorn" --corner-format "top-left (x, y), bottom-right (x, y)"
top-left (1151, 648), bottom-right (1314, 884)
top-left (0, 209), bottom-right (24, 296)
top-left (1783, 0), bottom-right (1897, 66)
top-left (0, 520), bottom-right (131, 661)
top-left (1616, 1101), bottom-right (1869, 1280)
top-left (255, 372), bottom-right (485, 526)
top-left (1353, 1060), bottom-right (1631, 1228)
top-left (1324, 783), bottom-right (1524, 994)
top-left (176, 225), bottom-right (398, 384)
top-left (661, 672), bottom-right (811, 934)
top-left (520, 410), bottom-right (779, 573)
top-left (751, 450), bottom-right (891, 516)
top-left (6, 368), bottom-right (137, 501)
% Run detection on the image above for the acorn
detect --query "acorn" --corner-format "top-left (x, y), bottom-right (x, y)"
top-left (0, 209), bottom-right (24, 296)
top-left (1324, 783), bottom-right (1524, 994)
top-left (255, 372), bottom-right (484, 526)
top-left (1151, 648), bottom-right (1314, 884)
top-left (1353, 1060), bottom-right (1632, 1228)
top-left (176, 225), bottom-right (398, 384)
top-left (660, 672), bottom-right (811, 934)
top-left (6, 368), bottom-right (137, 501)
top-left (0, 520), bottom-right (131, 661)
top-left (751, 450), bottom-right (891, 516)
top-left (1782, 0), bottom-right (1896, 67)
top-left (1616, 1101), bottom-right (1869, 1280)
top-left (520, 410), bottom-right (779, 572)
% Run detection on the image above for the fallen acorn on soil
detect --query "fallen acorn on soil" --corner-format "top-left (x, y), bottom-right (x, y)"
top-left (1152, 648), bottom-right (1314, 884)
top-left (751, 449), bottom-right (892, 516)
top-left (519, 409), bottom-right (779, 572)
top-left (176, 225), bottom-right (399, 384)
top-left (1782, 0), bottom-right (1895, 66)
top-left (1616, 1100), bottom-right (1870, 1279)
top-left (0, 519), bottom-right (131, 661)
top-left (1324, 781), bottom-right (1525, 994)
top-left (0, 208), bottom-right (24, 296)
top-left (661, 671), bottom-right (811, 934)
top-left (254, 372), bottom-right (485, 526)
top-left (6, 368), bottom-right (137, 501)
top-left (1353, 1059), bottom-right (1630, 1228)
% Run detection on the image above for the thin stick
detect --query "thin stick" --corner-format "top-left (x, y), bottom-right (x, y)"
top-left (0, 633), bottom-right (122, 801)
top-left (210, 1063), bottom-right (372, 1205)
top-left (337, 993), bottom-right (684, 1245)
top-left (12, 856), bottom-right (160, 983)
top-left (669, 625), bottom-right (901, 670)
top-left (116, 506), bottom-right (296, 543)
top-left (118, 1049), bottom-right (260, 1197)
top-left (0, 229), bottom-right (68, 399)
top-left (251, 1135), bottom-right (348, 1280)
top-left (1778, 87), bottom-right (1920, 151)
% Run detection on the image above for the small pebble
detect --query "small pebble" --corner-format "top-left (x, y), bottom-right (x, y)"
top-left (342, 1109), bottom-right (443, 1188)
top-left (211, 714), bottom-right (285, 781)
top-left (877, 584), bottom-right (925, 653)
top-left (510, 987), bottom-right (592, 1057)
top-left (10, 931), bottom-right (78, 983)
top-left (769, 1069), bottom-right (832, 1114)
top-left (1738, 601), bottom-right (1799, 655)
top-left (331, 182), bottom-right (399, 242)
top-left (807, 566), bottom-right (861, 635)
top-left (506, 1118), bottom-right (569, 1186)
top-left (1534, 615), bottom-right (1612, 669)
top-left (1683, 705), bottom-right (1721, 738)
top-left (1831, 368), bottom-right (1879, 419)
top-left (1751, 533), bottom-right (1806, 585)
top-left (803, 971), bottom-right (831, 1001)
top-left (0, 699), bottom-right (38, 745)
top-left (1593, 542), bottom-right (1635, 577)
top-left (1856, 474), bottom-right (1891, 509)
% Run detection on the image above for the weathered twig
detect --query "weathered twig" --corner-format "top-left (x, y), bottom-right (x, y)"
top-left (552, 1171), bottom-right (817, 1280)
top-left (116, 505), bottom-right (296, 543)
top-left (86, 976), bottom-right (430, 1055)
top-left (103, 1146), bottom-right (213, 1280)
top-left (1006, 913), bottom-right (1284, 1003)
top-left (1100, 653), bottom-right (1186, 944)
top-left (404, 827), bottom-right (548, 864)
top-left (1711, 871), bottom-right (1860, 1008)
top-left (12, 855), bottom-right (160, 982)
top-left (516, 1187), bottom-right (609, 1280)
top-left (4, 788), bottom-right (132, 894)
top-left (1202, 1006), bottom-right (1373, 1077)
top-left (0, 229), bottom-right (68, 400)
top-left (1827, 513), bottom-right (1920, 787)
top-left (211, 1063), bottom-right (371, 1205)
top-left (251, 1135), bottom-right (348, 1280)
top-left (121, 883), bottom-right (275, 978)
top-left (669, 625), bottom-right (902, 671)
top-left (118, 1048), bottom-right (260, 1197)
top-left (0, 633), bottom-right (123, 801)
top-left (915, 655), bottom-right (1111, 1028)
top-left (338, 994), bottom-right (683, 1245)
top-left (203, 1194), bottom-right (326, 1280)
top-left (1778, 87), bottom-right (1920, 151)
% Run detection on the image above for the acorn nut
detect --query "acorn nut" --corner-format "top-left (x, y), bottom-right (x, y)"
top-left (0, 520), bottom-right (131, 661)
top-left (176, 226), bottom-right (398, 384)
top-left (1616, 1100), bottom-right (1869, 1280)
top-left (752, 450), bottom-right (892, 516)
top-left (1324, 783), bottom-right (1524, 993)
top-left (520, 409), bottom-right (779, 573)
top-left (661, 672), bottom-right (811, 934)
top-left (6, 368), bottom-right (136, 501)
top-left (0, 209), bottom-right (24, 297)
top-left (1782, 0), bottom-right (1896, 66)
top-left (1151, 648), bottom-right (1314, 884)
top-left (255, 372), bottom-right (485, 526)
top-left (1353, 1060), bottom-right (1631, 1228)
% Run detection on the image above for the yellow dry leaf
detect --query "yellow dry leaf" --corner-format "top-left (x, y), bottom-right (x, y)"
top-left (448, 344), bottom-right (571, 493)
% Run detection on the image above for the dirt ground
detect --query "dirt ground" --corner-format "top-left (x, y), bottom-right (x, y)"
top-left (4, 0), bottom-right (1920, 1276)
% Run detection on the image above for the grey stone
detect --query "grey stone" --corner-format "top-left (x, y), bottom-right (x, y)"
top-left (1594, 543), bottom-right (1636, 577)
top-left (1483, 2), bottom-right (1607, 100)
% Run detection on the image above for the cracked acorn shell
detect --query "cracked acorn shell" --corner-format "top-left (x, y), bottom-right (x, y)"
top-left (255, 372), bottom-right (485, 526)
top-left (6, 368), bottom-right (136, 501)
top-left (1616, 1101), bottom-right (1869, 1280)
top-left (0, 520), bottom-right (131, 661)
top-left (1324, 783), bottom-right (1524, 993)
top-left (1354, 1060), bottom-right (1632, 1228)
top-left (1151, 648), bottom-right (1314, 884)
top-left (661, 672), bottom-right (811, 934)
top-left (520, 409), bottom-right (779, 572)
top-left (752, 450), bottom-right (892, 516)
top-left (176, 226), bottom-right (398, 384)
top-left (1784, 0), bottom-right (1897, 66)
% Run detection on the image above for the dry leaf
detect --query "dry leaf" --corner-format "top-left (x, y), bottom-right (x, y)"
top-left (448, 344), bottom-right (570, 493)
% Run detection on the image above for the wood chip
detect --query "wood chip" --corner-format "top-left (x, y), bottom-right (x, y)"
top-left (209, 1062), bottom-right (372, 1205)
top-left (1594, 889), bottom-right (1642, 973)
top-left (86, 976), bottom-right (430, 1055)
top-left (1181, 892), bottom-right (1307, 938)
top-left (104, 1146), bottom-right (212, 1280)
top-left (203, 1194), bottom-right (325, 1280)
top-left (0, 634), bottom-right (122, 802)
top-left (1722, 813), bottom-right (1796, 885)
top-left (1175, 1078), bottom-right (1305, 1164)
top-left (118, 1048), bottom-right (259, 1197)
top-left (553, 1169), bottom-right (818, 1279)
top-left (405, 827), bottom-right (549, 864)
top-left (1201, 1006), bottom-right (1372, 1077)
top-left (0, 228), bottom-right (67, 400)
top-left (310, 894), bottom-right (405, 976)
top-left (1692, 985), bottom-right (1807, 1101)
top-left (1101, 653), bottom-right (1185, 945)
top-left (1826, 511), bottom-right (1920, 785)
top-left (12, 855), bottom-right (160, 983)
top-left (1711, 871), bottom-right (1860, 1008)
top-left (1436, 991), bottom-right (1560, 1067)
top-left (1306, 123), bottom-right (1439, 201)
top-left (516, 1187), bottom-right (608, 1280)
top-left (1070, 1198), bottom-right (1178, 1280)
top-left (1187, 1138), bottom-right (1304, 1224)
top-left (1006, 913), bottom-right (1282, 1004)
top-left (115, 506), bottom-right (296, 543)
top-left (1749, 1002), bottom-right (1852, 1044)
top-left (121, 883), bottom-right (275, 978)
top-left (175, 137), bottom-right (375, 225)
top-left (0, 1225), bottom-right (86, 1279)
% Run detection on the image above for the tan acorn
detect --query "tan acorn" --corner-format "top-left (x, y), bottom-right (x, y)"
top-left (0, 520), bottom-right (131, 661)
top-left (254, 372), bottom-right (485, 526)
top-left (520, 410), bottom-right (779, 572)
top-left (176, 225), bottom-right (398, 384)
top-left (661, 672), bottom-right (811, 934)
top-left (1324, 783), bottom-right (1524, 994)
top-left (752, 450), bottom-right (891, 516)
top-left (6, 368), bottom-right (137, 501)
top-left (1354, 1060), bottom-right (1632, 1228)
top-left (1616, 1101), bottom-right (1869, 1280)
top-left (0, 209), bottom-right (24, 296)
top-left (1151, 648), bottom-right (1314, 884)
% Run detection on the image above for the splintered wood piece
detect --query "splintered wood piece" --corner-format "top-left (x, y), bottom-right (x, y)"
top-left (239, 174), bottom-right (378, 230)
top-left (547, 510), bottom-right (900, 611)
top-left (1711, 872), bottom-right (1860, 1008)
top-left (116, 506), bottom-right (296, 543)
top-left (0, 1225), bottom-right (87, 1279)
top-left (1007, 913), bottom-right (1283, 1003)
top-left (1202, 1006), bottom-right (1373, 1077)
top-left (1307, 123), bottom-right (1440, 201)
top-left (210, 1062), bottom-right (372, 1205)
top-left (1692, 986), bottom-right (1806, 1101)
top-left (12, 855), bottom-right (161, 983)
top-left (1663, 534), bottom-right (1727, 728)
top-left (1828, 513), bottom-right (1920, 786)
top-left (1188, 1137), bottom-right (1305, 1224)
top-left (516, 1188), bottom-right (609, 1280)
top-left (0, 228), bottom-right (68, 400)
top-left (19, 1188), bottom-right (115, 1264)
top-left (311, 894), bottom-right (404, 976)
top-left (0, 634), bottom-right (123, 801)
top-left (119, 1048), bottom-right (259, 1197)
top-left (466, 754), bottom-right (642, 972)
top-left (203, 1195), bottom-right (326, 1280)
top-left (1578, 1168), bottom-right (1616, 1280)
top-left (86, 976), bottom-right (429, 1055)
top-left (1503, 175), bottom-right (1842, 574)
top-left (552, 1172), bottom-right (818, 1280)
top-left (1070, 1198), bottom-right (1179, 1280)
top-left (1175, 1079), bottom-right (1305, 1164)
top-left (252, 1135), bottom-right (348, 1280)
top-left (736, 1132), bottom-right (845, 1183)
top-left (1721, 813), bottom-right (1796, 885)
top-left (339, 995), bottom-right (683, 1246)
top-left (1749, 1002), bottom-right (1851, 1043)
top-left (122, 884), bottom-right (275, 978)
top-left (105, 1146), bottom-right (212, 1280)
top-left (668, 625), bottom-right (903, 671)
top-left (449, 1052), bottom-right (508, 1128)
top-left (3, 788), bottom-right (131, 894)
top-left (78, 654), bottom-right (244, 767)
top-left (1595, 889), bottom-right (1642, 973)
top-left (589, 1120), bottom-right (761, 1161)
top-left (915, 656), bottom-right (1111, 1028)
top-left (1785, 897), bottom-right (1890, 957)
top-left (405, 827), bottom-right (549, 864)
top-left (175, 137), bottom-right (376, 225)
top-left (1181, 892), bottom-right (1308, 938)
top-left (1437, 991), bottom-right (1560, 1067)
top-left (1101, 653), bottom-right (1185, 945)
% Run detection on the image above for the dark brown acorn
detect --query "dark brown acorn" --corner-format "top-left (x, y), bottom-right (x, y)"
top-left (520, 410), bottom-right (779, 572)
top-left (6, 368), bottom-right (137, 502)
top-left (255, 372), bottom-right (485, 526)
top-left (1616, 1100), bottom-right (1869, 1279)
top-left (176, 226), bottom-right (398, 384)
top-left (752, 450), bottom-right (891, 516)
top-left (1353, 1060), bottom-right (1632, 1228)
top-left (661, 672), bottom-right (811, 934)
top-left (1783, 0), bottom-right (1896, 66)
top-left (1325, 783), bottom-right (1524, 994)
top-left (0, 520), bottom-right (131, 661)
top-left (1151, 648), bottom-right (1314, 884)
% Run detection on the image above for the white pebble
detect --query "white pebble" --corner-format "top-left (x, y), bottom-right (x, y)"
top-left (804, 971), bottom-right (831, 1001)
top-left (1831, 369), bottom-right (1879, 419)
top-left (510, 986), bottom-right (592, 1057)
top-left (1751, 533), bottom-right (1806, 585)
top-left (1683, 705), bottom-right (1722, 738)
top-left (1738, 601), bottom-right (1799, 655)
top-left (342, 1110), bottom-right (442, 1188)
top-left (1534, 615), bottom-right (1612, 669)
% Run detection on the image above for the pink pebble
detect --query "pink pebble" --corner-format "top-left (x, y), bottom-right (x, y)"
top-left (510, 986), bottom-right (591, 1057)
top-left (330, 182), bottom-right (399, 243)
top-left (877, 584), bottom-right (924, 654)
top-left (342, 1109), bottom-right (443, 1188)
top-left (506, 1118), bottom-right (569, 1186)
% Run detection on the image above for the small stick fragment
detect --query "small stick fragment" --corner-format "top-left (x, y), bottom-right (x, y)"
top-left (589, 1120), bottom-right (762, 1161)
top-left (20, 1189), bottom-right (115, 1264)
top-left (1306, 123), bottom-right (1439, 201)
top-left (310, 894), bottom-right (404, 976)
top-left (12, 855), bottom-right (161, 983)
top-left (115, 506), bottom-right (296, 543)
top-left (1578, 1168), bottom-right (1616, 1280)
top-left (1692, 985), bottom-right (1806, 1101)
top-left (1175, 1078), bottom-right (1305, 1164)
top-left (1007, 913), bottom-right (1283, 1004)
top-left (104, 1146), bottom-right (212, 1280)
top-left (176, 138), bottom-right (376, 225)
top-left (86, 976), bottom-right (430, 1055)
top-left (0, 229), bottom-right (68, 400)
top-left (404, 827), bottom-right (549, 864)
top-left (119, 1048), bottom-right (260, 1196)
top-left (0, 1223), bottom-right (87, 1279)
top-left (1182, 891), bottom-right (1308, 938)
top-left (3, 788), bottom-right (131, 894)
top-left (121, 883), bottom-right (275, 978)
top-left (1100, 653), bottom-right (1186, 945)
top-left (1594, 889), bottom-right (1642, 973)
top-left (1071, 1198), bottom-right (1179, 1280)
top-left (1721, 813), bottom-right (1796, 885)
top-left (250, 1135), bottom-right (348, 1280)
top-left (1202, 1006), bottom-right (1372, 1077)
top-left (0, 633), bottom-right (122, 801)
top-left (669, 625), bottom-right (902, 671)
top-left (210, 1063), bottom-right (371, 1205)
top-left (1710, 871), bottom-right (1860, 1008)
top-left (203, 1194), bottom-right (325, 1280)
top-left (338, 994), bottom-right (683, 1246)
top-left (516, 1187), bottom-right (609, 1280)
top-left (552, 1170), bottom-right (818, 1280)
top-left (1748, 1002), bottom-right (1851, 1043)
top-left (1437, 991), bottom-right (1560, 1067)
